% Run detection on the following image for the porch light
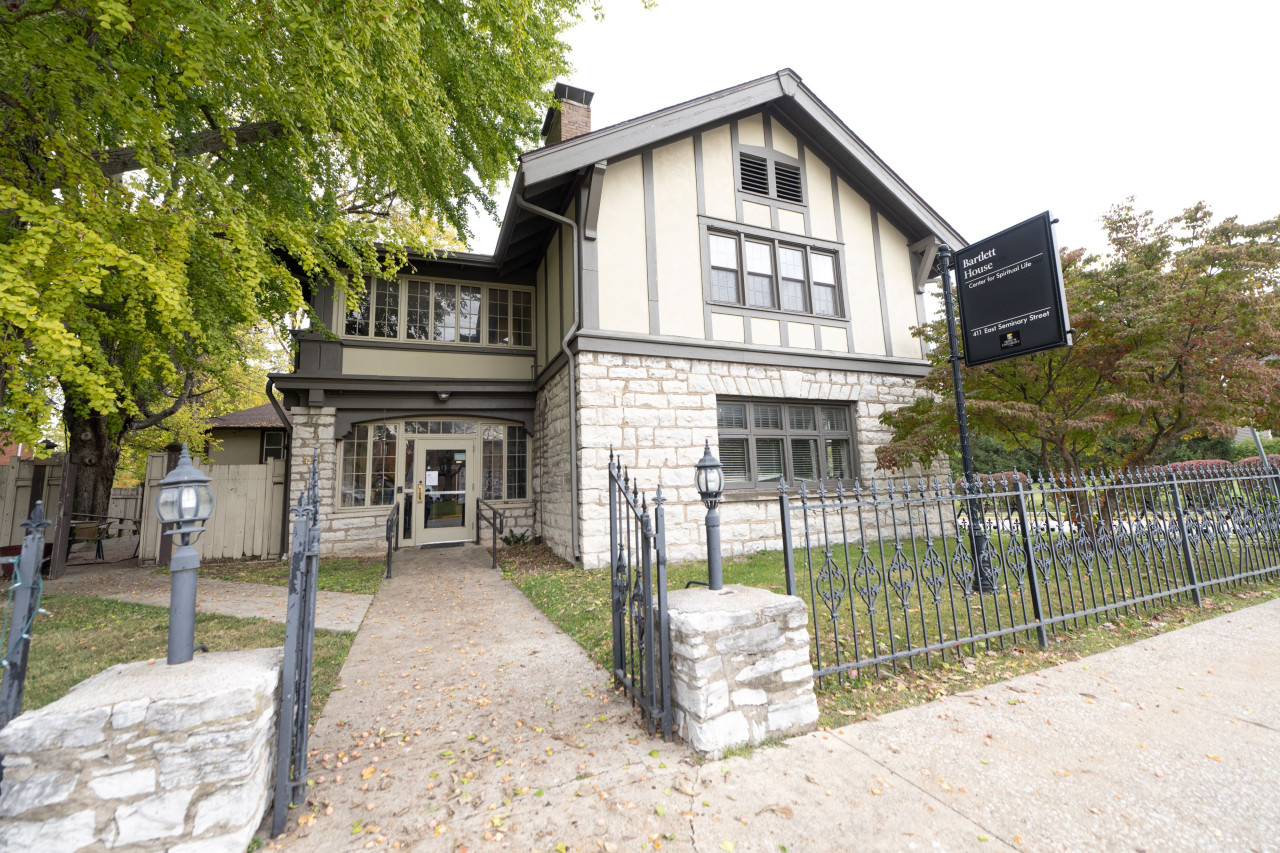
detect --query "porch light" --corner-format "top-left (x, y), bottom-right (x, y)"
top-left (694, 440), bottom-right (724, 591)
top-left (155, 445), bottom-right (215, 541)
top-left (694, 440), bottom-right (724, 509)
top-left (154, 444), bottom-right (214, 665)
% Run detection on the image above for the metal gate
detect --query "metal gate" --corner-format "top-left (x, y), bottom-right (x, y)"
top-left (272, 457), bottom-right (321, 835)
top-left (607, 450), bottom-right (671, 738)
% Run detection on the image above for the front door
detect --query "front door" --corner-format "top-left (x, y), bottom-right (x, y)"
top-left (411, 438), bottom-right (475, 544)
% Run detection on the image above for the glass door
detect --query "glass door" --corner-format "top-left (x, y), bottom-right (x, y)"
top-left (411, 438), bottom-right (476, 544)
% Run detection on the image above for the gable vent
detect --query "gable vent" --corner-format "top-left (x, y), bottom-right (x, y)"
top-left (739, 154), bottom-right (769, 196)
top-left (774, 162), bottom-right (804, 204)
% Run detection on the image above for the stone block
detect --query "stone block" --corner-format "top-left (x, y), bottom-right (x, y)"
top-left (0, 810), bottom-right (96, 853)
top-left (0, 769), bottom-right (78, 817)
top-left (767, 695), bottom-right (820, 734)
top-left (113, 787), bottom-right (195, 846)
top-left (87, 767), bottom-right (156, 800)
top-left (715, 622), bottom-right (783, 656)
top-left (735, 646), bottom-right (810, 683)
top-left (730, 688), bottom-right (767, 706)
top-left (685, 711), bottom-right (750, 757)
top-left (111, 698), bottom-right (149, 730)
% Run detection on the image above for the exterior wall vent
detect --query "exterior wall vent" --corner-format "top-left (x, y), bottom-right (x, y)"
top-left (739, 153), bottom-right (770, 196)
top-left (774, 163), bottom-right (803, 204)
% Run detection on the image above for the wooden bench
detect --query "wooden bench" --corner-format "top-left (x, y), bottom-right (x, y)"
top-left (0, 543), bottom-right (54, 580)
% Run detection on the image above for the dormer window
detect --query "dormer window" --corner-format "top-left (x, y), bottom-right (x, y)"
top-left (738, 152), bottom-right (804, 206)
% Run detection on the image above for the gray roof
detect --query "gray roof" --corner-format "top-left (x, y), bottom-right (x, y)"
top-left (207, 403), bottom-right (291, 430)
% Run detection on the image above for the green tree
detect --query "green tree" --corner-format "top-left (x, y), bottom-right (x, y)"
top-left (877, 201), bottom-right (1280, 473)
top-left (1, 0), bottom-right (585, 515)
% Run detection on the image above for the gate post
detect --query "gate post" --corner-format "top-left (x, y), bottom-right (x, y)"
top-left (608, 452), bottom-right (625, 680)
top-left (652, 485), bottom-right (671, 738)
top-left (1014, 482), bottom-right (1049, 648)
top-left (1169, 468), bottom-right (1204, 606)
top-left (0, 502), bottom-right (50, 731)
top-left (778, 480), bottom-right (796, 597)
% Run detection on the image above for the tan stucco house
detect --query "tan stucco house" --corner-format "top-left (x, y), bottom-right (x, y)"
top-left (268, 70), bottom-right (963, 568)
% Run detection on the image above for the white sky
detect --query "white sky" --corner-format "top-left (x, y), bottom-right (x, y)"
top-left (469, 0), bottom-right (1279, 258)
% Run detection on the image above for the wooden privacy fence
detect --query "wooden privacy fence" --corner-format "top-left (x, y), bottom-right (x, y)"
top-left (0, 456), bottom-right (65, 549)
top-left (139, 455), bottom-right (287, 564)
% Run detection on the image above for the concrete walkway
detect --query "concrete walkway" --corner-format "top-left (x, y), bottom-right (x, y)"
top-left (46, 557), bottom-right (372, 633)
top-left (275, 545), bottom-right (1280, 852)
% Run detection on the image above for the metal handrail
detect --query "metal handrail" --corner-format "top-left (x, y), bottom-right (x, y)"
top-left (384, 500), bottom-right (400, 579)
top-left (475, 498), bottom-right (506, 570)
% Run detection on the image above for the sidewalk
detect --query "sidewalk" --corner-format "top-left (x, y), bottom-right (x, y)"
top-left (46, 552), bottom-right (372, 633)
top-left (275, 544), bottom-right (1280, 852)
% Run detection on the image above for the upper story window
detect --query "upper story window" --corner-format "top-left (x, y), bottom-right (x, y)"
top-left (343, 278), bottom-right (533, 349)
top-left (706, 229), bottom-right (842, 318)
top-left (738, 152), bottom-right (804, 205)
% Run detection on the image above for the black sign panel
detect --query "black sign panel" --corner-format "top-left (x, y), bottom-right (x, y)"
top-left (954, 211), bottom-right (1071, 367)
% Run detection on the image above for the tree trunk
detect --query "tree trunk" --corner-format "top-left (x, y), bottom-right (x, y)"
top-left (64, 405), bottom-right (124, 518)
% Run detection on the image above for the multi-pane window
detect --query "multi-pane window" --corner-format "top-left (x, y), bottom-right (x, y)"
top-left (706, 231), bottom-right (841, 318)
top-left (262, 431), bottom-right (286, 463)
top-left (342, 424), bottom-right (398, 508)
top-left (340, 419), bottom-right (529, 510)
top-left (480, 425), bottom-right (529, 500)
top-left (344, 279), bottom-right (532, 349)
top-left (717, 400), bottom-right (854, 488)
top-left (709, 234), bottom-right (740, 303)
top-left (373, 279), bottom-right (399, 338)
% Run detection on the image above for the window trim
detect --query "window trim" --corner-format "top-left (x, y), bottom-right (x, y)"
top-left (339, 276), bottom-right (536, 351)
top-left (700, 220), bottom-right (845, 321)
top-left (717, 399), bottom-right (858, 491)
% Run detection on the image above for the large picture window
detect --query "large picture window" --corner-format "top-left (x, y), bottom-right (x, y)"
top-left (717, 400), bottom-right (854, 488)
top-left (344, 278), bottom-right (533, 349)
top-left (704, 230), bottom-right (842, 319)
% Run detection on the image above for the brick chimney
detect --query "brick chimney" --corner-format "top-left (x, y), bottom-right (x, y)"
top-left (541, 83), bottom-right (594, 146)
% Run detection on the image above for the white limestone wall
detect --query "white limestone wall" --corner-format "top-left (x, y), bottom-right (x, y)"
top-left (0, 649), bottom-right (282, 853)
top-left (568, 351), bottom-right (938, 569)
top-left (534, 366), bottom-right (574, 559)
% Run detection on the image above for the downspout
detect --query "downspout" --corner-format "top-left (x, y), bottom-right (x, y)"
top-left (515, 193), bottom-right (582, 560)
top-left (266, 378), bottom-right (293, 555)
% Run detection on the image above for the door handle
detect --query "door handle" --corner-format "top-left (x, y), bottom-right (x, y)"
top-left (417, 482), bottom-right (423, 503)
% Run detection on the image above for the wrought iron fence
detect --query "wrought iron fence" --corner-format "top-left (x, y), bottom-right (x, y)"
top-left (779, 462), bottom-right (1280, 684)
top-left (476, 498), bottom-right (506, 570)
top-left (607, 450), bottom-right (671, 738)
top-left (273, 457), bottom-right (322, 836)
top-left (0, 502), bottom-right (51, 752)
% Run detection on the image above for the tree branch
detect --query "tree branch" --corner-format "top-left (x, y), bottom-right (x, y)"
top-left (129, 372), bottom-right (196, 432)
top-left (99, 120), bottom-right (286, 179)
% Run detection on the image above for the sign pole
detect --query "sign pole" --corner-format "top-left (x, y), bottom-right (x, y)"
top-left (937, 245), bottom-right (994, 592)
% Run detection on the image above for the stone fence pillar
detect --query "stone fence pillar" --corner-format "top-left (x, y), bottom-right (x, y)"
top-left (0, 648), bottom-right (283, 852)
top-left (667, 585), bottom-right (818, 757)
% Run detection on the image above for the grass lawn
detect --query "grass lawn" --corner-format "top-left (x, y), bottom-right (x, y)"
top-left (190, 555), bottom-right (385, 595)
top-left (501, 543), bottom-right (1280, 729)
top-left (19, 594), bottom-right (355, 719)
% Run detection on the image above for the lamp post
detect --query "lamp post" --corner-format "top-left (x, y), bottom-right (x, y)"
top-left (154, 444), bottom-right (214, 664)
top-left (694, 440), bottom-right (725, 591)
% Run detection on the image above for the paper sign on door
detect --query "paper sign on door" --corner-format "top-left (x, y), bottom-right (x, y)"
top-left (423, 472), bottom-right (439, 487)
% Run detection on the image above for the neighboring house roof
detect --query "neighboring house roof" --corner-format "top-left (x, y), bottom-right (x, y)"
top-left (207, 403), bottom-right (291, 430)
top-left (490, 68), bottom-right (965, 274)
